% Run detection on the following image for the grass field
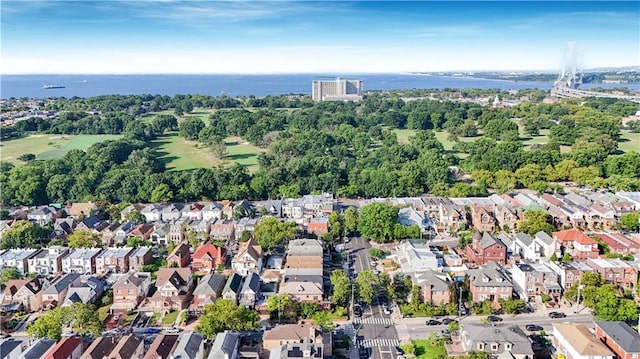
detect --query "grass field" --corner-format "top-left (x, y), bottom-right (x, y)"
top-left (619, 131), bottom-right (640, 153)
top-left (0, 134), bottom-right (123, 164)
top-left (413, 338), bottom-right (447, 359)
top-left (150, 132), bottom-right (265, 172)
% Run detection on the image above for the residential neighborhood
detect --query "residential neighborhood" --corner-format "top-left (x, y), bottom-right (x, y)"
top-left (0, 189), bottom-right (639, 359)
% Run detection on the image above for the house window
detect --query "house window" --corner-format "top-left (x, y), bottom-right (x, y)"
top-left (491, 343), bottom-right (499, 351)
top-left (477, 343), bottom-right (484, 350)
top-left (505, 343), bottom-right (512, 351)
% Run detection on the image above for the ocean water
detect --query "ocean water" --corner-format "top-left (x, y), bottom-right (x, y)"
top-left (1, 73), bottom-right (637, 99)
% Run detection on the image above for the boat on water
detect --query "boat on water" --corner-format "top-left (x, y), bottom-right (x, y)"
top-left (42, 84), bottom-right (65, 89)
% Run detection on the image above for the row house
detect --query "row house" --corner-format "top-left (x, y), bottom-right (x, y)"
top-left (2, 277), bottom-right (49, 311)
top-left (120, 203), bottom-right (145, 221)
top-left (616, 191), bottom-right (640, 210)
top-left (52, 218), bottom-right (77, 239)
top-left (511, 261), bottom-right (562, 302)
top-left (182, 202), bottom-right (205, 220)
top-left (0, 248), bottom-right (40, 274)
top-left (68, 202), bottom-right (98, 218)
top-left (100, 222), bottom-right (122, 246)
top-left (470, 206), bottom-right (496, 233)
top-left (210, 219), bottom-right (235, 241)
top-left (235, 218), bottom-right (260, 241)
top-left (586, 258), bottom-right (638, 289)
top-left (162, 203), bottom-right (184, 222)
top-left (129, 246), bottom-right (154, 272)
top-left (202, 202), bottom-right (224, 221)
top-left (184, 219), bottom-right (211, 238)
top-left (61, 276), bottom-right (103, 307)
top-left (263, 324), bottom-right (328, 358)
top-left (150, 224), bottom-right (169, 246)
top-left (43, 336), bottom-right (84, 359)
top-left (592, 232), bottom-right (640, 255)
top-left (42, 273), bottom-right (81, 308)
top-left (21, 338), bottom-right (57, 359)
top-left (398, 207), bottom-right (436, 234)
top-left (239, 272), bottom-right (261, 308)
top-left (547, 261), bottom-right (595, 290)
top-left (587, 204), bottom-right (617, 229)
top-left (149, 267), bottom-right (193, 313)
top-left (467, 262), bottom-right (513, 304)
top-left (438, 204), bottom-right (468, 233)
top-left (130, 223), bottom-right (154, 241)
top-left (261, 199), bottom-right (283, 217)
top-left (494, 204), bottom-right (520, 233)
top-left (27, 246), bottom-right (68, 275)
top-left (111, 272), bottom-right (152, 313)
top-left (553, 323), bottom-right (614, 359)
top-left (595, 321), bottom-right (640, 359)
top-left (81, 334), bottom-right (144, 359)
top-left (232, 237), bottom-right (263, 276)
top-left (76, 215), bottom-right (109, 232)
top-left (279, 280), bottom-right (324, 305)
top-left (192, 273), bottom-right (226, 309)
top-left (167, 242), bottom-right (191, 268)
top-left (395, 240), bottom-right (443, 274)
top-left (169, 218), bottom-right (187, 243)
top-left (307, 217), bottom-right (329, 236)
top-left (144, 334), bottom-right (180, 359)
top-left (141, 204), bottom-right (164, 223)
top-left (222, 272), bottom-right (243, 304)
top-left (553, 228), bottom-right (599, 260)
top-left (95, 247), bottom-right (135, 274)
top-left (463, 232), bottom-right (506, 266)
top-left (302, 193), bottom-right (335, 217)
top-left (192, 243), bottom-right (226, 274)
top-left (112, 221), bottom-right (137, 244)
top-left (27, 206), bottom-right (58, 225)
top-left (62, 248), bottom-right (102, 274)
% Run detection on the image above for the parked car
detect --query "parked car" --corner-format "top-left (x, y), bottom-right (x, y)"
top-left (487, 315), bottom-right (503, 322)
top-left (525, 324), bottom-right (543, 332)
top-left (442, 318), bottom-right (457, 325)
top-left (354, 305), bottom-right (363, 317)
top-left (549, 312), bottom-right (566, 318)
top-left (359, 347), bottom-right (370, 359)
top-left (382, 305), bottom-right (391, 315)
top-left (426, 319), bottom-right (442, 326)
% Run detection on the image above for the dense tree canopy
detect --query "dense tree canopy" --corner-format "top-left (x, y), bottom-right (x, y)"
top-left (196, 299), bottom-right (260, 337)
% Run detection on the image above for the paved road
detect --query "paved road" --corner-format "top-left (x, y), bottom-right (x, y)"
top-left (347, 237), bottom-right (401, 359)
top-left (396, 312), bottom-right (595, 341)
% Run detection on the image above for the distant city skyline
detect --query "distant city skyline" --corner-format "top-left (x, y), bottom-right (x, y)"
top-left (1, 1), bottom-right (638, 75)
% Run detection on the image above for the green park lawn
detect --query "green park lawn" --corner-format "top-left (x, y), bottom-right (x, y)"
top-left (413, 339), bottom-right (447, 359)
top-left (0, 134), bottom-right (123, 164)
top-left (619, 131), bottom-right (640, 153)
top-left (150, 133), bottom-right (265, 172)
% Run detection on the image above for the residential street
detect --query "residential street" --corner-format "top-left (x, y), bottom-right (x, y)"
top-left (346, 237), bottom-right (402, 359)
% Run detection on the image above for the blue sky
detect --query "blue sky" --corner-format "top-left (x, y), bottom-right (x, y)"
top-left (1, 1), bottom-right (638, 74)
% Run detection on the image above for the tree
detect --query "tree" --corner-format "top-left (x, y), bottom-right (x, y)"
top-left (0, 267), bottom-right (21, 285)
top-left (27, 303), bottom-right (103, 339)
top-left (150, 183), bottom-right (174, 203)
top-left (498, 298), bottom-right (526, 314)
top-left (0, 220), bottom-right (50, 249)
top-left (330, 270), bottom-right (351, 307)
top-left (196, 299), bottom-right (260, 337)
top-left (311, 311), bottom-right (333, 331)
top-left (621, 212), bottom-right (640, 232)
top-left (266, 294), bottom-right (298, 321)
top-left (68, 230), bottom-right (101, 248)
top-left (300, 302), bottom-right (319, 319)
top-left (517, 209), bottom-right (555, 236)
top-left (328, 211), bottom-right (344, 241)
top-left (253, 217), bottom-right (296, 251)
top-left (357, 203), bottom-right (398, 243)
top-left (356, 270), bottom-right (379, 304)
top-left (179, 117), bottom-right (205, 140)
top-left (344, 206), bottom-right (358, 235)
top-left (125, 210), bottom-right (146, 224)
top-left (17, 153), bottom-right (36, 162)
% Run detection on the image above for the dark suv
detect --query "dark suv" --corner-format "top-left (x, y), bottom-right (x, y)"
top-left (426, 319), bottom-right (442, 326)
top-left (354, 305), bottom-right (363, 317)
top-left (548, 312), bottom-right (566, 318)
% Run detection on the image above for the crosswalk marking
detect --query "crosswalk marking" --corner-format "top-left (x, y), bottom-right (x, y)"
top-left (352, 317), bottom-right (395, 325)
top-left (356, 338), bottom-right (400, 348)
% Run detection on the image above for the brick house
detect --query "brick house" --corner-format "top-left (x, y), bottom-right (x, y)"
top-left (43, 336), bottom-right (83, 359)
top-left (149, 268), bottom-right (193, 313)
top-left (470, 206), bottom-right (496, 233)
top-left (129, 247), bottom-right (154, 272)
top-left (95, 247), bottom-right (135, 274)
top-left (111, 272), bottom-right (152, 313)
top-left (595, 321), bottom-right (640, 359)
top-left (467, 262), bottom-right (513, 304)
top-left (307, 217), bottom-right (329, 236)
top-left (463, 232), bottom-right (506, 266)
top-left (192, 244), bottom-right (227, 274)
top-left (167, 242), bottom-right (191, 268)
top-left (413, 271), bottom-right (451, 305)
top-left (586, 258), bottom-right (638, 290)
top-left (2, 277), bottom-right (48, 311)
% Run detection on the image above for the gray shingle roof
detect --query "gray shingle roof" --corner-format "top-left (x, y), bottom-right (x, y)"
top-left (208, 331), bottom-right (239, 359)
top-left (21, 338), bottom-right (57, 359)
top-left (172, 332), bottom-right (204, 359)
top-left (595, 321), bottom-right (640, 353)
top-left (193, 274), bottom-right (226, 296)
top-left (462, 323), bottom-right (533, 356)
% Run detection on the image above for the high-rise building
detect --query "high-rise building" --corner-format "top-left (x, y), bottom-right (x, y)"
top-left (312, 77), bottom-right (363, 102)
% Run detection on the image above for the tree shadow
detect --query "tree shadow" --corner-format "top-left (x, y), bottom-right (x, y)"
top-left (228, 153), bottom-right (257, 161)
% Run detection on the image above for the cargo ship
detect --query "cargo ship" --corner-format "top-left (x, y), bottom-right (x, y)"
top-left (42, 84), bottom-right (65, 89)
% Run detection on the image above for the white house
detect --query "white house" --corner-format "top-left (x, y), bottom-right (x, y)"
top-left (27, 246), bottom-right (69, 275)
top-left (395, 240), bottom-right (443, 274)
top-left (231, 238), bottom-right (263, 276)
top-left (61, 248), bottom-right (103, 274)
top-left (0, 248), bottom-right (40, 274)
top-left (141, 204), bottom-right (164, 223)
top-left (202, 202), bottom-right (224, 221)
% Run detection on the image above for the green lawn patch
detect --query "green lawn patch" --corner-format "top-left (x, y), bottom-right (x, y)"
top-left (413, 338), bottom-right (447, 359)
top-left (1, 134), bottom-right (123, 164)
top-left (619, 131), bottom-right (640, 153)
top-left (162, 311), bottom-right (180, 325)
top-left (224, 136), bottom-right (266, 172)
top-left (97, 305), bottom-right (111, 322)
top-left (150, 132), bottom-right (214, 171)
top-left (393, 129), bottom-right (416, 144)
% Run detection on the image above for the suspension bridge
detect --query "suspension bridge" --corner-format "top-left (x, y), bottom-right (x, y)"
top-left (550, 42), bottom-right (640, 103)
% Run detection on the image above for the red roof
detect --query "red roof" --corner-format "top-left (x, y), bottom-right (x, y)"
top-left (44, 336), bottom-right (82, 359)
top-left (193, 243), bottom-right (226, 260)
top-left (592, 233), bottom-right (626, 249)
top-left (553, 228), bottom-right (597, 245)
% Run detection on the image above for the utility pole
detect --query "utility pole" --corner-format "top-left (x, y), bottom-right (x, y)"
top-left (574, 276), bottom-right (582, 314)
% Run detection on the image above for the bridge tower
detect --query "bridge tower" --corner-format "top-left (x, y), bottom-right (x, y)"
top-left (556, 42), bottom-right (583, 89)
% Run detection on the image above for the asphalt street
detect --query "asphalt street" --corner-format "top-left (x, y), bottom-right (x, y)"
top-left (346, 237), bottom-right (402, 359)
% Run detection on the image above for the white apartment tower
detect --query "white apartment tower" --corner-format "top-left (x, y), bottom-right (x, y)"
top-left (312, 77), bottom-right (363, 102)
